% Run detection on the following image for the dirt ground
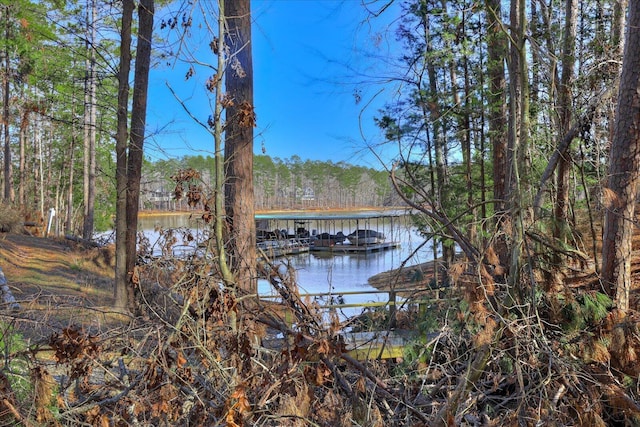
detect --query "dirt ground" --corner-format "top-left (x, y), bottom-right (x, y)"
top-left (0, 232), bottom-right (119, 343)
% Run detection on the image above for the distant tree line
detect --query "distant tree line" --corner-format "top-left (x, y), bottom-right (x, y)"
top-left (142, 154), bottom-right (399, 210)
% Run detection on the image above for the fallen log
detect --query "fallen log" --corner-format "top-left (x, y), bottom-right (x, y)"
top-left (65, 234), bottom-right (101, 248)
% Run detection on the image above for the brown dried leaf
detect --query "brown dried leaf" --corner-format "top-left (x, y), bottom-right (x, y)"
top-left (185, 66), bottom-right (194, 80)
top-left (449, 262), bottom-right (465, 285)
top-left (210, 37), bottom-right (219, 54)
top-left (206, 74), bottom-right (220, 92)
top-left (237, 101), bottom-right (256, 128)
top-left (176, 352), bottom-right (187, 368)
top-left (584, 339), bottom-right (611, 364)
top-left (131, 266), bottom-right (140, 286)
top-left (220, 93), bottom-right (234, 108)
top-left (484, 245), bottom-right (500, 267)
top-left (602, 187), bottom-right (621, 209)
top-left (315, 362), bottom-right (331, 385)
top-left (473, 316), bottom-right (496, 347)
top-left (230, 384), bottom-right (251, 414)
top-left (317, 339), bottom-right (331, 355)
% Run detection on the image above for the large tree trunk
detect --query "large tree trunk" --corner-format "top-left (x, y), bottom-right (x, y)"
top-left (485, 0), bottom-right (508, 270)
top-left (114, 0), bottom-right (133, 313)
top-left (125, 0), bottom-right (154, 313)
top-left (601, 0), bottom-right (640, 312)
top-left (224, 0), bottom-right (256, 294)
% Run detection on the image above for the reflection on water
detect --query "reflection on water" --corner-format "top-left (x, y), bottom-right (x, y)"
top-left (138, 214), bottom-right (209, 258)
top-left (138, 213), bottom-right (209, 235)
top-left (138, 212), bottom-right (434, 315)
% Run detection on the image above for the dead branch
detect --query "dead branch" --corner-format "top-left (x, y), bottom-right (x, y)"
top-left (533, 89), bottom-right (608, 215)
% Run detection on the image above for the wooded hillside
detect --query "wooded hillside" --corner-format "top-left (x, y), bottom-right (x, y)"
top-left (142, 154), bottom-right (398, 210)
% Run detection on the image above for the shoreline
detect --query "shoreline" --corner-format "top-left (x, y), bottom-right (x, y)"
top-left (367, 258), bottom-right (449, 295)
top-left (138, 206), bottom-right (409, 217)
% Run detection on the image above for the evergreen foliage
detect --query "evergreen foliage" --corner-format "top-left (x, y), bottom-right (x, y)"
top-left (143, 154), bottom-right (397, 210)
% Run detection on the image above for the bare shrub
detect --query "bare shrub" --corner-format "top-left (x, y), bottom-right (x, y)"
top-left (0, 204), bottom-right (22, 233)
top-left (4, 225), bottom-right (640, 425)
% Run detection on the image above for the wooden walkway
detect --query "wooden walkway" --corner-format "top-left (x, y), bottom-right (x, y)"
top-left (342, 329), bottom-right (417, 360)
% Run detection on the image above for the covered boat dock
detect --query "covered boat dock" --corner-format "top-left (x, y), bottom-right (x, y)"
top-left (255, 210), bottom-right (404, 255)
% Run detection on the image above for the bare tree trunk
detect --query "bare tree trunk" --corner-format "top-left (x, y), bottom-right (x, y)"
top-left (505, 0), bottom-right (529, 294)
top-left (213, 1), bottom-right (233, 289)
top-left (601, 0), bottom-right (640, 312)
top-left (125, 0), bottom-right (154, 313)
top-left (114, 0), bottom-right (133, 313)
top-left (65, 134), bottom-right (75, 234)
top-left (36, 116), bottom-right (43, 218)
top-left (224, 0), bottom-right (256, 294)
top-left (460, 13), bottom-right (474, 244)
top-left (611, 0), bottom-right (627, 57)
top-left (82, 0), bottom-right (97, 240)
top-left (3, 5), bottom-right (11, 202)
top-left (553, 0), bottom-right (577, 244)
top-left (18, 109), bottom-right (27, 208)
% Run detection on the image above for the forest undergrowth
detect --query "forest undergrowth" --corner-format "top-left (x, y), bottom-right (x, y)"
top-left (1, 220), bottom-right (640, 426)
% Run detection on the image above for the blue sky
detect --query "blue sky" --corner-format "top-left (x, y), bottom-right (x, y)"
top-left (145, 0), bottom-right (400, 168)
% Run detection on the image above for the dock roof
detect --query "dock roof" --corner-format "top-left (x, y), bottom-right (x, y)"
top-left (255, 209), bottom-right (407, 221)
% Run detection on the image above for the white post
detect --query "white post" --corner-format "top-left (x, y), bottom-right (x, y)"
top-left (46, 208), bottom-right (56, 237)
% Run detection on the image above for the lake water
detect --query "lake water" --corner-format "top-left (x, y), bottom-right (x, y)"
top-left (138, 211), bottom-right (435, 316)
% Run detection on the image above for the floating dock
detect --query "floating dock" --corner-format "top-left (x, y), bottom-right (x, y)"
top-left (257, 239), bottom-right (310, 258)
top-left (310, 241), bottom-right (400, 253)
